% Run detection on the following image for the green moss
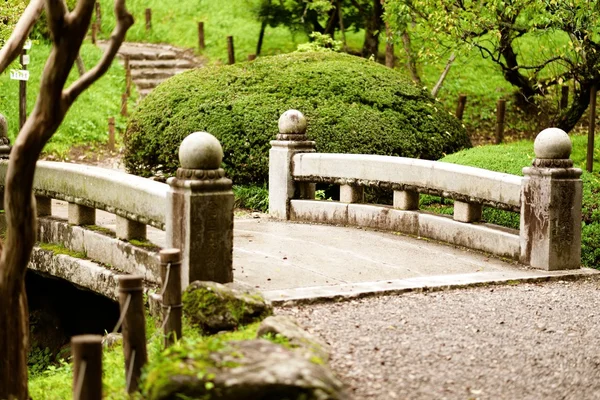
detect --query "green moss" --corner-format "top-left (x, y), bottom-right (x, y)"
top-left (128, 239), bottom-right (161, 252)
top-left (38, 242), bottom-right (86, 259)
top-left (124, 51), bottom-right (470, 185)
top-left (84, 224), bottom-right (115, 236)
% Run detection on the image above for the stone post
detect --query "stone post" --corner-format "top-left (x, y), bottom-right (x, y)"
top-left (0, 114), bottom-right (10, 211)
top-left (269, 110), bottom-right (316, 219)
top-left (166, 132), bottom-right (234, 288)
top-left (520, 128), bottom-right (582, 270)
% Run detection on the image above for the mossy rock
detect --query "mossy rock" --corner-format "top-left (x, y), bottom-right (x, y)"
top-left (124, 51), bottom-right (471, 185)
top-left (143, 339), bottom-right (349, 400)
top-left (183, 281), bottom-right (272, 334)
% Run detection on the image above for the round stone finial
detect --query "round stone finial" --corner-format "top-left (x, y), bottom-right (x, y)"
top-left (178, 132), bottom-right (223, 170)
top-left (278, 110), bottom-right (307, 135)
top-left (534, 128), bottom-right (572, 159)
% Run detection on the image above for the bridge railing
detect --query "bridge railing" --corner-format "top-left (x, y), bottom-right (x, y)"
top-left (269, 110), bottom-right (583, 271)
top-left (0, 131), bottom-right (234, 292)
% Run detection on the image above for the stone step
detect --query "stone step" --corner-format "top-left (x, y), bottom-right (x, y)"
top-left (123, 51), bottom-right (177, 61)
top-left (139, 88), bottom-right (153, 98)
top-left (135, 78), bottom-right (164, 90)
top-left (130, 59), bottom-right (197, 69)
top-left (131, 68), bottom-right (189, 80)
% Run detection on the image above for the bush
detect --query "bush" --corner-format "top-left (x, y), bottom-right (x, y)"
top-left (124, 51), bottom-right (471, 185)
top-left (441, 135), bottom-right (600, 269)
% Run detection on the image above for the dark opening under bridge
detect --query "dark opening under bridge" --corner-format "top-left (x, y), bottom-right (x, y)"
top-left (1, 110), bottom-right (595, 305)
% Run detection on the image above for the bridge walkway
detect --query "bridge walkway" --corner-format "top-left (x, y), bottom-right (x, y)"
top-left (49, 200), bottom-right (596, 304)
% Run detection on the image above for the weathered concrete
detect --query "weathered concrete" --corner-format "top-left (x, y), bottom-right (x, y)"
top-left (269, 110), bottom-right (316, 220)
top-left (37, 217), bottom-right (160, 283)
top-left (520, 128), bottom-right (582, 270)
top-left (35, 195), bottom-right (52, 217)
top-left (166, 132), bottom-right (234, 287)
top-left (292, 153), bottom-right (522, 208)
top-left (289, 200), bottom-right (516, 259)
top-left (393, 189), bottom-right (419, 210)
top-left (339, 184), bottom-right (363, 203)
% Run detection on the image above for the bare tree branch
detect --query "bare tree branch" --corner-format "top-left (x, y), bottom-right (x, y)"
top-left (64, 0), bottom-right (133, 104)
top-left (431, 53), bottom-right (456, 98)
top-left (45, 0), bottom-right (68, 41)
top-left (0, 0), bottom-right (44, 75)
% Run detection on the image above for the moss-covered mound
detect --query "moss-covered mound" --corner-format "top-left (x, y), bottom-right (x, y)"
top-left (124, 51), bottom-right (471, 184)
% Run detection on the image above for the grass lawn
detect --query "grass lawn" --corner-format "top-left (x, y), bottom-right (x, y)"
top-left (0, 42), bottom-right (131, 156)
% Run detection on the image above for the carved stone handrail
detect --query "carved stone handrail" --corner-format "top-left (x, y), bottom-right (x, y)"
top-left (0, 160), bottom-right (168, 229)
top-left (292, 153), bottom-right (522, 211)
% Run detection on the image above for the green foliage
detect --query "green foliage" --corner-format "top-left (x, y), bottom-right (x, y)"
top-left (124, 51), bottom-right (470, 185)
top-left (0, 42), bottom-right (131, 156)
top-left (0, 1), bottom-right (26, 46)
top-left (442, 133), bottom-right (600, 268)
top-left (385, 0), bottom-right (600, 131)
top-left (233, 184), bottom-right (269, 212)
top-left (296, 32), bottom-right (342, 52)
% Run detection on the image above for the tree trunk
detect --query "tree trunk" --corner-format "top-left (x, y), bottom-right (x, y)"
top-left (402, 31), bottom-right (421, 85)
top-left (362, 0), bottom-right (383, 58)
top-left (256, 20), bottom-right (267, 56)
top-left (555, 83), bottom-right (595, 132)
top-left (337, 0), bottom-right (347, 50)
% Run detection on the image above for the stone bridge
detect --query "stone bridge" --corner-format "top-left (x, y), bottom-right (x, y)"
top-left (1, 111), bottom-right (595, 305)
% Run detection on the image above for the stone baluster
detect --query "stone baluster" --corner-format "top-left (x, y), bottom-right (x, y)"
top-left (269, 110), bottom-right (316, 219)
top-left (166, 132), bottom-right (234, 288)
top-left (520, 128), bottom-right (582, 270)
top-left (453, 201), bottom-right (482, 223)
top-left (68, 203), bottom-right (95, 226)
top-left (340, 184), bottom-right (363, 204)
top-left (393, 189), bottom-right (419, 210)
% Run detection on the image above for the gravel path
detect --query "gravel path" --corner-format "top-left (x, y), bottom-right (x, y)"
top-left (277, 276), bottom-right (600, 400)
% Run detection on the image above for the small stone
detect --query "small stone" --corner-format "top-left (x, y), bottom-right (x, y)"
top-left (533, 127), bottom-right (572, 159)
top-left (278, 109), bottom-right (307, 135)
top-left (102, 333), bottom-right (123, 349)
top-left (178, 131), bottom-right (223, 170)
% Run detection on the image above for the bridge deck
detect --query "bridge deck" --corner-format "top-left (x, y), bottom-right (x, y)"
top-left (49, 199), bottom-right (597, 303)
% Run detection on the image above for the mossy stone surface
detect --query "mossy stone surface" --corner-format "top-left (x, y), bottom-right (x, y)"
top-left (183, 281), bottom-right (273, 334)
top-left (143, 339), bottom-right (350, 400)
top-left (124, 51), bottom-right (471, 185)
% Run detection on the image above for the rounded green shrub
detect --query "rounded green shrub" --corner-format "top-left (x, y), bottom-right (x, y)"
top-left (124, 51), bottom-right (471, 184)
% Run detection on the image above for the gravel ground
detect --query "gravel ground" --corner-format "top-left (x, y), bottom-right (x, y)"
top-left (277, 276), bottom-right (600, 400)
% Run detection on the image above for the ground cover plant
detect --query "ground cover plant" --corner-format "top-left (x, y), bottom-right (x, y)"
top-left (441, 134), bottom-right (600, 269)
top-left (124, 51), bottom-right (470, 184)
top-left (0, 42), bottom-right (130, 156)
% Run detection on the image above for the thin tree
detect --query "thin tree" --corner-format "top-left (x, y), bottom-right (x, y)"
top-left (0, 0), bottom-right (133, 398)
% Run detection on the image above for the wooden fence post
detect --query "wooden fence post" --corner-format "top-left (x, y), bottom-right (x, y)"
top-left (95, 1), bottom-right (102, 33)
top-left (91, 23), bottom-right (97, 45)
top-left (456, 94), bottom-right (467, 120)
top-left (495, 99), bottom-right (506, 144)
top-left (560, 85), bottom-right (569, 110)
top-left (145, 8), bottom-right (152, 31)
top-left (72, 335), bottom-right (103, 400)
top-left (587, 85), bottom-right (596, 173)
top-left (198, 22), bottom-right (205, 50)
top-left (160, 249), bottom-right (182, 348)
top-left (121, 93), bottom-right (128, 117)
top-left (108, 117), bottom-right (115, 151)
top-left (118, 275), bottom-right (148, 394)
top-left (124, 55), bottom-right (131, 96)
top-left (227, 36), bottom-right (235, 65)
top-left (19, 49), bottom-right (27, 130)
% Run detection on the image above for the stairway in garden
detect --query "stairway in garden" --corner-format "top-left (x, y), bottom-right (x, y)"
top-left (100, 42), bottom-right (205, 98)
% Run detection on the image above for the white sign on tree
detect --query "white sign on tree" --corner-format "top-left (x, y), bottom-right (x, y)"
top-left (10, 70), bottom-right (30, 81)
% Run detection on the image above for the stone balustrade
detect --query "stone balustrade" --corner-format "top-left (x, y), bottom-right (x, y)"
top-left (0, 119), bottom-right (234, 294)
top-left (270, 110), bottom-right (583, 271)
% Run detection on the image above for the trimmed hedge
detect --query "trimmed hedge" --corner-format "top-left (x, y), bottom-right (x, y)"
top-left (441, 136), bottom-right (600, 269)
top-left (124, 51), bottom-right (470, 184)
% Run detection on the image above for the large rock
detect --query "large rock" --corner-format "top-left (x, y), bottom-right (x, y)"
top-left (183, 281), bottom-right (272, 333)
top-left (144, 339), bottom-right (351, 400)
top-left (258, 315), bottom-right (331, 363)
